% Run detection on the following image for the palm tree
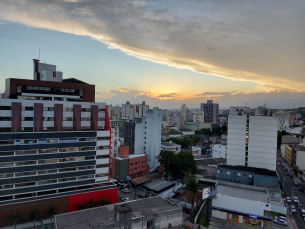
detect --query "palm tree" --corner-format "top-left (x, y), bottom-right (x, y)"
top-left (46, 205), bottom-right (57, 229)
top-left (184, 177), bottom-right (203, 223)
top-left (6, 211), bottom-right (22, 229)
top-left (28, 209), bottom-right (40, 228)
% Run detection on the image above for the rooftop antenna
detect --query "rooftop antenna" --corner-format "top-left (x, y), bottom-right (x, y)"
top-left (39, 48), bottom-right (40, 60)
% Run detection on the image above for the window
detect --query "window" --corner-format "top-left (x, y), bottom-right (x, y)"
top-left (217, 170), bottom-right (220, 174)
top-left (147, 219), bottom-right (155, 228)
top-left (238, 173), bottom-right (241, 176)
top-left (130, 169), bottom-right (133, 171)
top-left (130, 163), bottom-right (133, 165)
top-left (242, 174), bottom-right (247, 176)
top-left (227, 172), bottom-right (230, 175)
top-left (249, 174), bottom-right (253, 178)
top-left (22, 106), bottom-right (33, 111)
top-left (0, 106), bottom-right (11, 110)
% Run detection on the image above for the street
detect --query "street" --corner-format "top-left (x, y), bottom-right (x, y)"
top-left (277, 156), bottom-right (305, 229)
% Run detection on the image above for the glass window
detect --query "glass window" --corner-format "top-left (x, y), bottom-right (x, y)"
top-left (15, 171), bottom-right (36, 177)
top-left (147, 219), bottom-right (155, 228)
top-left (15, 182), bottom-right (36, 188)
top-left (0, 106), bottom-right (11, 110)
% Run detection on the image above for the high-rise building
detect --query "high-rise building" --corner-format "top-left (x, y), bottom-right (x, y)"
top-left (121, 101), bottom-right (149, 119)
top-left (0, 59), bottom-right (117, 225)
top-left (200, 100), bottom-right (219, 123)
top-left (123, 107), bottom-right (162, 170)
top-left (226, 107), bottom-right (278, 171)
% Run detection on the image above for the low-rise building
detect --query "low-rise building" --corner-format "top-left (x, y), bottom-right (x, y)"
top-left (161, 141), bottom-right (181, 154)
top-left (141, 179), bottom-right (182, 199)
top-left (180, 129), bottom-right (195, 136)
top-left (165, 131), bottom-right (183, 138)
top-left (211, 144), bottom-right (227, 159)
top-left (112, 146), bottom-right (150, 181)
top-left (212, 181), bottom-right (274, 227)
top-left (281, 135), bottom-right (303, 158)
top-left (192, 146), bottom-right (201, 155)
top-left (54, 196), bottom-right (183, 229)
top-left (216, 165), bottom-right (279, 188)
top-left (284, 143), bottom-right (305, 170)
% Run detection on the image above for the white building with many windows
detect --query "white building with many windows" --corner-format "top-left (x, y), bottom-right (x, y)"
top-left (227, 107), bottom-right (278, 171)
top-left (0, 59), bottom-right (117, 227)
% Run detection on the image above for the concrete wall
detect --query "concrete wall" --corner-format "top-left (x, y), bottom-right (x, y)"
top-left (212, 144), bottom-right (227, 159)
top-left (296, 150), bottom-right (305, 170)
top-left (271, 204), bottom-right (287, 215)
top-left (216, 168), bottom-right (253, 185)
top-left (213, 193), bottom-right (271, 217)
top-left (254, 174), bottom-right (279, 187)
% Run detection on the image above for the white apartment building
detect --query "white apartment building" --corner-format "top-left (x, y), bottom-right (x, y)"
top-left (227, 107), bottom-right (278, 171)
top-left (124, 107), bottom-right (162, 170)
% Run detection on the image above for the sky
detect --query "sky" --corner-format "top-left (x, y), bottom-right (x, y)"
top-left (0, 0), bottom-right (304, 109)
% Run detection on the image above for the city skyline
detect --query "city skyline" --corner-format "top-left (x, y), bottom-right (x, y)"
top-left (0, 0), bottom-right (304, 109)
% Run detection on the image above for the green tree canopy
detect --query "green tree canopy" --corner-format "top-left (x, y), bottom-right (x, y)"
top-left (165, 136), bottom-right (192, 148)
top-left (158, 150), bottom-right (177, 178)
top-left (175, 151), bottom-right (197, 180)
top-left (46, 205), bottom-right (57, 229)
top-left (221, 125), bottom-right (227, 134)
top-left (28, 209), bottom-right (40, 228)
top-left (6, 211), bottom-right (22, 229)
top-left (185, 177), bottom-right (203, 222)
top-left (302, 127), bottom-right (305, 134)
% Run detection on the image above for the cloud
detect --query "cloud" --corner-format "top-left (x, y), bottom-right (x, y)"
top-left (0, 0), bottom-right (304, 91)
top-left (157, 93), bottom-right (178, 98)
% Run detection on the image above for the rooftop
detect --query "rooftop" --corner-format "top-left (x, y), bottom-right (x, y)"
top-left (143, 180), bottom-right (175, 193)
top-left (54, 196), bottom-right (181, 229)
top-left (131, 173), bottom-right (162, 185)
top-left (217, 181), bottom-right (268, 202)
top-left (161, 142), bottom-right (180, 147)
top-left (217, 165), bottom-right (277, 177)
top-left (166, 131), bottom-right (183, 135)
top-left (282, 135), bottom-right (303, 144)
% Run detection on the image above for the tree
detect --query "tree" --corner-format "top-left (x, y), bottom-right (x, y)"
top-left (221, 125), bottom-right (227, 134)
top-left (175, 151), bottom-right (197, 180)
top-left (28, 209), bottom-right (40, 229)
top-left (158, 150), bottom-right (177, 178)
top-left (185, 177), bottom-right (203, 223)
top-left (195, 130), bottom-right (204, 135)
top-left (165, 136), bottom-right (192, 148)
top-left (302, 127), bottom-right (305, 134)
top-left (6, 211), bottom-right (22, 229)
top-left (201, 128), bottom-right (212, 135)
top-left (277, 131), bottom-right (282, 147)
top-left (293, 166), bottom-right (299, 176)
top-left (190, 135), bottom-right (201, 145)
top-left (46, 205), bottom-right (57, 229)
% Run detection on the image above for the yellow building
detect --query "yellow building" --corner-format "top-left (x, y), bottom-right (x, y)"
top-left (285, 144), bottom-right (293, 165)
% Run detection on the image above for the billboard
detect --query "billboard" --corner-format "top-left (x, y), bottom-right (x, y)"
top-left (202, 186), bottom-right (217, 199)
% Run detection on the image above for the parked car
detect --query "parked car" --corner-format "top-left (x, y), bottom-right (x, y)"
top-left (122, 188), bottom-right (130, 193)
top-left (122, 197), bottom-right (130, 202)
top-left (273, 218), bottom-right (288, 226)
top-left (292, 205), bottom-right (296, 213)
top-left (288, 173), bottom-right (293, 177)
top-left (298, 203), bottom-right (303, 210)
top-left (286, 197), bottom-right (292, 203)
top-left (301, 209), bottom-right (305, 217)
top-left (293, 197), bottom-right (299, 203)
top-left (274, 216), bottom-right (287, 221)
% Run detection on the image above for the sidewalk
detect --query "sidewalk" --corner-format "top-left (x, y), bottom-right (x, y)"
top-left (209, 217), bottom-right (271, 229)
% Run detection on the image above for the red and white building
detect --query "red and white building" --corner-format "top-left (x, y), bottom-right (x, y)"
top-left (0, 59), bottom-right (117, 227)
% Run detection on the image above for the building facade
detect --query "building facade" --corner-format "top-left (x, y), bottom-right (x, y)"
top-left (227, 107), bottom-right (278, 171)
top-left (121, 101), bottom-right (149, 119)
top-left (212, 144), bottom-right (227, 159)
top-left (216, 165), bottom-right (279, 187)
top-left (200, 100), bottom-right (219, 123)
top-left (54, 196), bottom-right (183, 229)
top-left (123, 107), bottom-right (162, 170)
top-left (0, 59), bottom-right (117, 227)
top-left (272, 111), bottom-right (290, 131)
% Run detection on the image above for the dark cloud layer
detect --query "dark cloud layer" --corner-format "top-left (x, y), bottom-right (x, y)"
top-left (0, 0), bottom-right (304, 91)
